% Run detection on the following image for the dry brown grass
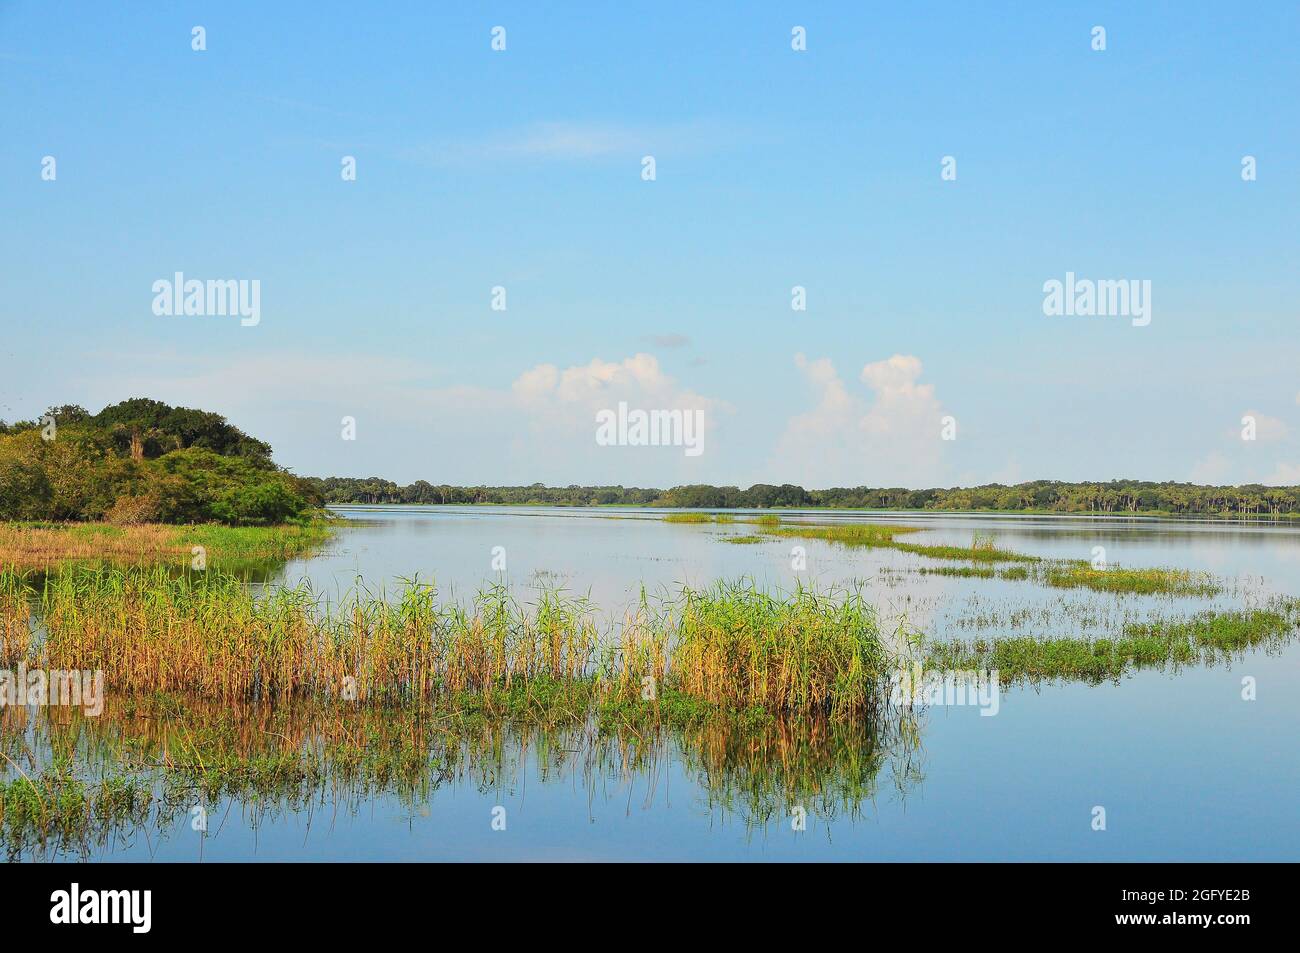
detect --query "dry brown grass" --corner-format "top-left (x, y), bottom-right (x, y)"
top-left (0, 521), bottom-right (329, 569)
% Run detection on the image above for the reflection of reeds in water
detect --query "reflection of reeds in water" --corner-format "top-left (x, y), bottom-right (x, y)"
top-left (678, 710), bottom-right (925, 826)
top-left (0, 696), bottom-right (925, 858)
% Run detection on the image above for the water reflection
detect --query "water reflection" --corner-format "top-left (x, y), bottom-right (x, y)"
top-left (0, 698), bottom-right (925, 860)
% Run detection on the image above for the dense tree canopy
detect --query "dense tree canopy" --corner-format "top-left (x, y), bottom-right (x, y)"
top-left (0, 401), bottom-right (317, 525)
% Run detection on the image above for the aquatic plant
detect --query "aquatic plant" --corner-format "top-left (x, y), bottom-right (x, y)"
top-left (3, 568), bottom-right (899, 717)
top-left (666, 581), bottom-right (891, 717)
top-left (1042, 564), bottom-right (1222, 597)
top-left (663, 512), bottom-right (716, 524)
top-left (772, 522), bottom-right (1039, 564)
top-left (925, 600), bottom-right (1300, 682)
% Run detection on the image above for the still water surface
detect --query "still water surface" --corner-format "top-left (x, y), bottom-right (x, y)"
top-left (15, 507), bottom-right (1300, 860)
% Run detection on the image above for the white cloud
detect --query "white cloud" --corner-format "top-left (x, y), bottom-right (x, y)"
top-left (1240, 409), bottom-right (1288, 443)
top-left (772, 354), bottom-right (948, 487)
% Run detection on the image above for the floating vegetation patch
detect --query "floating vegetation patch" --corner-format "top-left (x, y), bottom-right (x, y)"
top-left (925, 600), bottom-right (1300, 683)
top-left (1042, 564), bottom-right (1222, 597)
top-left (910, 560), bottom-right (1223, 595)
top-left (915, 566), bottom-right (998, 579)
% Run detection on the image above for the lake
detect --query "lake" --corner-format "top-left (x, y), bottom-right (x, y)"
top-left (7, 506), bottom-right (1300, 861)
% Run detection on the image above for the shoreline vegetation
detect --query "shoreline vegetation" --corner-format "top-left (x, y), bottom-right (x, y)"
top-left (0, 521), bottom-right (332, 570)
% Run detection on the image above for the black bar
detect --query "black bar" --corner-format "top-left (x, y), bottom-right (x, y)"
top-left (0, 862), bottom-right (1284, 939)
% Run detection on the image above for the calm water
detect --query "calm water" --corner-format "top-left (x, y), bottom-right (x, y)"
top-left (11, 507), bottom-right (1300, 861)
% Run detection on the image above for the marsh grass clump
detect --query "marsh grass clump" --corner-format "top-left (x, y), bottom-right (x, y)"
top-left (896, 540), bottom-right (1040, 564)
top-left (721, 535), bottom-right (765, 545)
top-left (773, 523), bottom-right (906, 547)
top-left (663, 512), bottom-right (715, 524)
top-left (916, 566), bottom-right (997, 579)
top-left (662, 511), bottom-right (743, 525)
top-left (665, 581), bottom-right (891, 717)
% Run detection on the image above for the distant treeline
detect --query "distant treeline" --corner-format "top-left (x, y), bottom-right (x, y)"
top-left (303, 477), bottom-right (1300, 517)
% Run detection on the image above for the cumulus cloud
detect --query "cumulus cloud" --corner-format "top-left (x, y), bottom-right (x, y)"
top-left (772, 354), bottom-right (948, 487)
top-left (1240, 410), bottom-right (1288, 443)
top-left (510, 352), bottom-right (725, 431)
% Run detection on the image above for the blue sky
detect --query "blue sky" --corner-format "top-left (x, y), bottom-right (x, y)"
top-left (2, 1), bottom-right (1298, 488)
